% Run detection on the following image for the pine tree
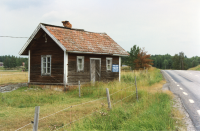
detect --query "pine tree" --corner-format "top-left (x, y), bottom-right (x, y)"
top-left (126, 45), bottom-right (140, 70)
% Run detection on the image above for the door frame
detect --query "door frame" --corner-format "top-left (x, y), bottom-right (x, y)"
top-left (90, 58), bottom-right (101, 82)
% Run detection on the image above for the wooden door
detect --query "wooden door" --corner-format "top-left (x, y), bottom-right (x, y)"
top-left (91, 59), bottom-right (95, 83)
top-left (95, 60), bottom-right (100, 81)
top-left (90, 59), bottom-right (101, 82)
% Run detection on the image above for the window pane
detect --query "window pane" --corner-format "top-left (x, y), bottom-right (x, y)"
top-left (47, 63), bottom-right (50, 68)
top-left (43, 68), bottom-right (46, 73)
top-left (43, 57), bottom-right (46, 62)
top-left (107, 60), bottom-right (110, 64)
top-left (47, 57), bottom-right (50, 63)
top-left (108, 65), bottom-right (111, 70)
top-left (47, 68), bottom-right (50, 73)
top-left (43, 63), bottom-right (46, 68)
top-left (78, 59), bottom-right (82, 64)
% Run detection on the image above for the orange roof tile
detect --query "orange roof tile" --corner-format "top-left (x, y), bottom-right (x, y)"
top-left (44, 25), bottom-right (129, 56)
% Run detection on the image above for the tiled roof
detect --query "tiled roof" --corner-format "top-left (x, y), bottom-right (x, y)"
top-left (44, 24), bottom-right (129, 56)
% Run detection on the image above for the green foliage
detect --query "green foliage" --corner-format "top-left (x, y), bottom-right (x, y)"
top-left (151, 53), bottom-right (200, 70)
top-left (122, 45), bottom-right (139, 69)
top-left (151, 54), bottom-right (173, 69)
top-left (0, 55), bottom-right (28, 69)
top-left (163, 59), bottom-right (168, 69)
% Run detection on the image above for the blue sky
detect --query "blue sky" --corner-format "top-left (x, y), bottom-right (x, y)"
top-left (0, 0), bottom-right (199, 58)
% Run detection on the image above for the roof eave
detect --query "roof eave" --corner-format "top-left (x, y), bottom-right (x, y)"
top-left (18, 23), bottom-right (66, 55)
top-left (113, 54), bottom-right (129, 56)
top-left (19, 23), bottom-right (41, 55)
top-left (67, 51), bottom-right (129, 56)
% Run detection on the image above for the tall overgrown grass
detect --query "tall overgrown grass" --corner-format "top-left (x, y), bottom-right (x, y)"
top-left (0, 71), bottom-right (28, 85)
top-left (0, 67), bottom-right (185, 130)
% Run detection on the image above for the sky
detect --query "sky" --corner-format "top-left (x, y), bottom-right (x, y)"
top-left (0, 0), bottom-right (200, 58)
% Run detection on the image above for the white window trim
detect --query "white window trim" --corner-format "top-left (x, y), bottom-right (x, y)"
top-left (41, 55), bottom-right (51, 76)
top-left (106, 57), bottom-right (112, 71)
top-left (77, 56), bottom-right (84, 72)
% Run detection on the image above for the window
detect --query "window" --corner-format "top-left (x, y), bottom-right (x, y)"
top-left (106, 57), bottom-right (112, 71)
top-left (41, 55), bottom-right (51, 75)
top-left (77, 56), bottom-right (84, 72)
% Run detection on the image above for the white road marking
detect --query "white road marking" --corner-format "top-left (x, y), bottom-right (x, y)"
top-left (183, 92), bottom-right (188, 95)
top-left (197, 110), bottom-right (200, 116)
top-left (189, 99), bottom-right (194, 103)
top-left (177, 85), bottom-right (179, 86)
top-left (180, 88), bottom-right (183, 90)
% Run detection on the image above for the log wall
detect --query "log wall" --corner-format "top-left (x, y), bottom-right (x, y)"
top-left (68, 53), bottom-right (119, 85)
top-left (30, 31), bottom-right (64, 83)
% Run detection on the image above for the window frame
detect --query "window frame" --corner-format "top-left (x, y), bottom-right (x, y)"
top-left (41, 55), bottom-right (51, 76)
top-left (106, 57), bottom-right (112, 71)
top-left (77, 56), bottom-right (84, 72)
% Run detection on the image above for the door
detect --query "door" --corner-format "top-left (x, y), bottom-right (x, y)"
top-left (90, 58), bottom-right (101, 83)
top-left (91, 59), bottom-right (95, 83)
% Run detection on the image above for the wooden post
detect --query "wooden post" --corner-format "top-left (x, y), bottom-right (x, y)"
top-left (33, 106), bottom-right (40, 131)
top-left (135, 76), bottom-right (138, 101)
top-left (106, 88), bottom-right (111, 110)
top-left (79, 81), bottom-right (81, 97)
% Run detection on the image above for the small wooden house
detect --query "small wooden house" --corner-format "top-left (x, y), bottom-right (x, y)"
top-left (19, 21), bottom-right (129, 89)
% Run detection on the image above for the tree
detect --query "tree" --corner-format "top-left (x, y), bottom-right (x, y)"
top-left (172, 54), bottom-right (180, 69)
top-left (163, 59), bottom-right (168, 69)
top-left (134, 48), bottom-right (153, 70)
top-left (126, 45), bottom-right (140, 70)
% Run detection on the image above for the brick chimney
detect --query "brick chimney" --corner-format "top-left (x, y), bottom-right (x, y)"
top-left (62, 21), bottom-right (72, 28)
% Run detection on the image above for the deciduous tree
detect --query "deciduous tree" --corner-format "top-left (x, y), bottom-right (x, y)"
top-left (134, 48), bottom-right (153, 70)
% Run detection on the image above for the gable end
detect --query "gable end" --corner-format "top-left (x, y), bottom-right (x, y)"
top-left (19, 24), bottom-right (66, 55)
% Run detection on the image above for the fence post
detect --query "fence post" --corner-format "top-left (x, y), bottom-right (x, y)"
top-left (33, 106), bottom-right (40, 131)
top-left (135, 76), bottom-right (138, 101)
top-left (79, 80), bottom-right (81, 97)
top-left (106, 88), bottom-right (111, 110)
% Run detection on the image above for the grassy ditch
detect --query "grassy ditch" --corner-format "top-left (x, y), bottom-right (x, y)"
top-left (0, 67), bottom-right (185, 130)
top-left (188, 65), bottom-right (200, 71)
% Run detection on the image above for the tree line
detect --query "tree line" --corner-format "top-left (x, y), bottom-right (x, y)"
top-left (0, 55), bottom-right (28, 69)
top-left (122, 45), bottom-right (200, 70)
top-left (151, 52), bottom-right (200, 70)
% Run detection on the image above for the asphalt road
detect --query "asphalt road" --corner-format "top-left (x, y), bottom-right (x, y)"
top-left (162, 70), bottom-right (200, 131)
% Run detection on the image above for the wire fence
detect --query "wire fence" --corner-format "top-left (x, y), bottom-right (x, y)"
top-left (13, 81), bottom-right (138, 131)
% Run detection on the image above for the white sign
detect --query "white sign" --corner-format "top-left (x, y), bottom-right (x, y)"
top-left (112, 64), bottom-right (119, 72)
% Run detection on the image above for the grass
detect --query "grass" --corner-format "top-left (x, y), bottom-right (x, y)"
top-left (0, 67), bottom-right (185, 130)
top-left (72, 92), bottom-right (174, 131)
top-left (0, 71), bottom-right (28, 85)
top-left (188, 64), bottom-right (200, 71)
